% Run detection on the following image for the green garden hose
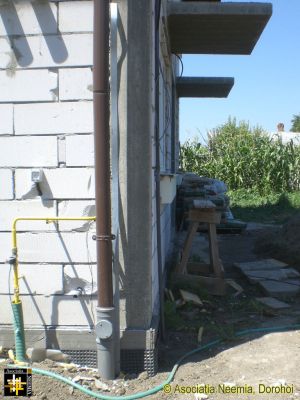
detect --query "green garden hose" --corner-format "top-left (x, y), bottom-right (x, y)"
top-left (9, 324), bottom-right (300, 399)
top-left (11, 301), bottom-right (26, 362)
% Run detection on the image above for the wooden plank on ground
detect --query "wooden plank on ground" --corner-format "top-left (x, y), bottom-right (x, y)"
top-left (180, 289), bottom-right (203, 306)
top-left (226, 279), bottom-right (244, 296)
top-left (172, 273), bottom-right (227, 296)
top-left (197, 326), bottom-right (204, 343)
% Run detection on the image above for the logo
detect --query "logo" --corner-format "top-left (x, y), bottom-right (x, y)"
top-left (3, 368), bottom-right (32, 397)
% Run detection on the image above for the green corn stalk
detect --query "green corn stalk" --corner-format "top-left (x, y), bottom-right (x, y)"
top-left (180, 118), bottom-right (300, 195)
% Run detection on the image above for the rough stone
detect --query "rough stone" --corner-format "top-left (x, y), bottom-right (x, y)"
top-left (234, 259), bottom-right (288, 272)
top-left (258, 280), bottom-right (300, 298)
top-left (243, 268), bottom-right (300, 284)
top-left (255, 297), bottom-right (291, 309)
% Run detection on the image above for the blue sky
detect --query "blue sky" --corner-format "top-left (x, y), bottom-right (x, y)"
top-left (179, 0), bottom-right (300, 143)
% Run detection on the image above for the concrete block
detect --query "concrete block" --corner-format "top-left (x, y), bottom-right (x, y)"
top-left (9, 34), bottom-right (92, 69)
top-left (0, 200), bottom-right (56, 231)
top-left (58, 200), bottom-right (95, 231)
top-left (0, 232), bottom-right (11, 262)
top-left (59, 1), bottom-right (93, 33)
top-left (0, 231), bottom-right (96, 263)
top-left (63, 264), bottom-right (97, 295)
top-left (65, 135), bottom-right (94, 166)
top-left (0, 264), bottom-right (63, 295)
top-left (234, 259), bottom-right (288, 272)
top-left (15, 102), bottom-right (93, 135)
top-left (0, 136), bottom-right (57, 167)
top-left (0, 105), bottom-right (13, 135)
top-left (0, 70), bottom-right (57, 103)
top-left (17, 231), bottom-right (97, 263)
top-left (0, 2), bottom-right (58, 36)
top-left (255, 297), bottom-right (290, 310)
top-left (58, 137), bottom-right (66, 164)
top-left (0, 294), bottom-right (97, 326)
top-left (59, 68), bottom-right (92, 101)
top-left (15, 168), bottom-right (95, 199)
top-left (0, 169), bottom-right (13, 200)
top-left (244, 268), bottom-right (300, 284)
top-left (259, 279), bottom-right (300, 298)
top-left (0, 37), bottom-right (14, 69)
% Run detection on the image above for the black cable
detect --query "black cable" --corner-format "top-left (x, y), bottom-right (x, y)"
top-left (175, 54), bottom-right (184, 77)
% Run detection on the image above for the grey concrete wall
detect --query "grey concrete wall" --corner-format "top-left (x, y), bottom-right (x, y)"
top-left (117, 0), bottom-right (154, 329)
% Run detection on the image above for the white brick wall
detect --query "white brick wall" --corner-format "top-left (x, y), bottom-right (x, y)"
top-left (0, 136), bottom-right (58, 167)
top-left (66, 135), bottom-right (94, 166)
top-left (64, 264), bottom-right (96, 283)
top-left (15, 168), bottom-right (95, 199)
top-left (59, 68), bottom-right (93, 101)
top-left (0, 169), bottom-right (14, 200)
top-left (0, 38), bottom-right (14, 68)
top-left (59, 1), bottom-right (93, 33)
top-left (18, 231), bottom-right (96, 263)
top-left (0, 2), bottom-right (58, 36)
top-left (0, 264), bottom-right (63, 295)
top-left (15, 102), bottom-right (93, 135)
top-left (58, 200), bottom-right (95, 230)
top-left (0, 1), bottom-right (122, 330)
top-left (7, 34), bottom-right (93, 70)
top-left (0, 200), bottom-right (56, 231)
top-left (0, 231), bottom-right (96, 263)
top-left (63, 264), bottom-right (97, 294)
top-left (0, 105), bottom-right (13, 135)
top-left (0, 232), bottom-right (11, 262)
top-left (0, 70), bottom-right (57, 103)
top-left (0, 294), bottom-right (97, 325)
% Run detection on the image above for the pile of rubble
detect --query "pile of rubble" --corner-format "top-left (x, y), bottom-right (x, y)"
top-left (176, 173), bottom-right (245, 231)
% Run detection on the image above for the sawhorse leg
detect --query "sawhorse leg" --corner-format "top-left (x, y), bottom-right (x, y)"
top-left (176, 221), bottom-right (199, 274)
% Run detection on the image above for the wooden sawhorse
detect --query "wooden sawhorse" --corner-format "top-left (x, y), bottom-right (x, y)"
top-left (175, 200), bottom-right (226, 295)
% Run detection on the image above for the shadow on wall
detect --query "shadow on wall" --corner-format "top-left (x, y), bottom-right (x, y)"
top-left (0, 1), bottom-right (68, 68)
top-left (18, 235), bottom-right (95, 348)
top-left (20, 175), bottom-right (54, 208)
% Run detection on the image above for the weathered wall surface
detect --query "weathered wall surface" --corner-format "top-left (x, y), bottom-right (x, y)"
top-left (0, 0), bottom-right (97, 329)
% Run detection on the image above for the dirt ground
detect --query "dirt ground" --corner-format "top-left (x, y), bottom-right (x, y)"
top-left (1, 224), bottom-right (300, 400)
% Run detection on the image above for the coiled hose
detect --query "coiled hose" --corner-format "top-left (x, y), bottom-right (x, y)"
top-left (11, 301), bottom-right (26, 362)
top-left (10, 324), bottom-right (300, 400)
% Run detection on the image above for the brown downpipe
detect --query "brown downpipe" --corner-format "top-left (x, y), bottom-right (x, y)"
top-left (93, 0), bottom-right (116, 379)
top-left (93, 0), bottom-right (113, 309)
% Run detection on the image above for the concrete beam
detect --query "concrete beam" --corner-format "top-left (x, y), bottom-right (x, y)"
top-left (176, 77), bottom-right (234, 98)
top-left (117, 0), bottom-right (153, 329)
top-left (168, 2), bottom-right (272, 54)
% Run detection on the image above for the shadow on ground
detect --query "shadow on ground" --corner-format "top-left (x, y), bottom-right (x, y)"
top-left (232, 193), bottom-right (300, 224)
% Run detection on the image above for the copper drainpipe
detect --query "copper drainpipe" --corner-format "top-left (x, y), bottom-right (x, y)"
top-left (93, 0), bottom-right (116, 379)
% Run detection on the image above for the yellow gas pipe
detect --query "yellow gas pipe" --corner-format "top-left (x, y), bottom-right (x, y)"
top-left (11, 216), bottom-right (96, 303)
top-left (10, 216), bottom-right (96, 362)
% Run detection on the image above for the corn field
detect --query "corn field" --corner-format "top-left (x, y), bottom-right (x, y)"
top-left (180, 119), bottom-right (300, 195)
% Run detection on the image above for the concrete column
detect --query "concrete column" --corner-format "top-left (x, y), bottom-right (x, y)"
top-left (117, 0), bottom-right (154, 329)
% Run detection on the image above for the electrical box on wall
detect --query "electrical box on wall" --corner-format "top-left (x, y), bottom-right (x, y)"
top-left (160, 174), bottom-right (177, 204)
